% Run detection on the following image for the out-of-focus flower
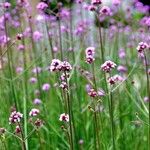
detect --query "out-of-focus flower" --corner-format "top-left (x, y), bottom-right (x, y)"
top-left (99, 6), bottom-right (111, 16)
top-left (33, 31), bottom-right (43, 42)
top-left (91, 0), bottom-right (102, 5)
top-left (15, 125), bottom-right (21, 134)
top-left (0, 128), bottom-right (6, 135)
top-left (34, 118), bottom-right (43, 127)
top-left (88, 88), bottom-right (97, 97)
top-left (17, 44), bottom-right (25, 51)
top-left (97, 89), bottom-right (105, 96)
top-left (16, 67), bottom-right (23, 74)
top-left (118, 48), bottom-right (126, 59)
top-left (85, 47), bottom-right (95, 64)
top-left (36, 2), bottom-right (48, 12)
top-left (29, 77), bottom-right (37, 84)
top-left (33, 98), bottom-right (42, 105)
top-left (29, 108), bottom-right (40, 117)
top-left (59, 113), bottom-right (69, 122)
top-left (9, 111), bottom-right (23, 124)
top-left (117, 65), bottom-right (127, 73)
top-left (3, 2), bottom-right (11, 9)
top-left (32, 67), bottom-right (42, 74)
top-left (42, 83), bottom-right (50, 91)
top-left (60, 81), bottom-right (68, 90)
top-left (136, 42), bottom-right (149, 53)
top-left (144, 96), bottom-right (149, 102)
top-left (101, 60), bottom-right (117, 73)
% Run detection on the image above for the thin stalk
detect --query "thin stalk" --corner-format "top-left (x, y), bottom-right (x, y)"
top-left (18, 123), bottom-right (26, 150)
top-left (58, 16), bottom-right (63, 61)
top-left (109, 82), bottom-right (116, 150)
top-left (144, 53), bottom-right (150, 149)
top-left (64, 71), bottom-right (74, 150)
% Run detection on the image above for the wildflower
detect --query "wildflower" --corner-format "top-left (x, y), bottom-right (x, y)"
top-left (29, 77), bottom-right (37, 84)
top-left (36, 2), bottom-right (48, 12)
top-left (117, 65), bottom-right (127, 73)
top-left (59, 113), bottom-right (69, 122)
top-left (32, 67), bottom-right (42, 74)
top-left (17, 44), bottom-right (25, 51)
top-left (101, 60), bottom-right (117, 73)
top-left (29, 108), bottom-right (40, 117)
top-left (33, 98), bottom-right (42, 105)
top-left (3, 2), bottom-right (11, 9)
top-left (42, 83), bottom-right (50, 91)
top-left (118, 48), bottom-right (126, 59)
top-left (99, 6), bottom-right (111, 16)
top-left (15, 125), bottom-right (21, 134)
top-left (91, 0), bottom-right (102, 5)
top-left (88, 88), bottom-right (97, 97)
top-left (0, 128), bottom-right (6, 135)
top-left (60, 73), bottom-right (70, 81)
top-left (136, 42), bottom-right (149, 53)
top-left (108, 76), bottom-right (116, 85)
top-left (144, 96), bottom-right (149, 102)
top-left (34, 118), bottom-right (43, 127)
top-left (33, 31), bottom-right (43, 42)
top-left (60, 61), bottom-right (72, 72)
top-left (16, 33), bottom-right (23, 40)
top-left (97, 89), bottom-right (105, 96)
top-left (88, 5), bottom-right (97, 11)
top-left (60, 81), bottom-right (68, 90)
top-left (16, 67), bottom-right (23, 74)
top-left (85, 47), bottom-right (95, 64)
top-left (50, 59), bottom-right (61, 72)
top-left (9, 111), bottom-right (23, 124)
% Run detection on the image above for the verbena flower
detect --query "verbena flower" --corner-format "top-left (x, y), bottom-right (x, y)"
top-left (59, 113), bottom-right (69, 122)
top-left (101, 60), bottom-right (117, 72)
top-left (136, 42), bottom-right (149, 53)
top-left (85, 47), bottom-right (95, 64)
top-left (42, 83), bottom-right (50, 91)
top-left (9, 111), bottom-right (23, 124)
top-left (29, 108), bottom-right (40, 117)
top-left (91, 0), bottom-right (102, 5)
top-left (99, 6), bottom-right (111, 16)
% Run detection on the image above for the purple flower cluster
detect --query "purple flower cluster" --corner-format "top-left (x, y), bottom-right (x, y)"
top-left (85, 47), bottom-right (95, 64)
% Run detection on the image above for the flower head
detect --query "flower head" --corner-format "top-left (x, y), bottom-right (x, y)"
top-left (101, 60), bottom-right (117, 72)
top-left (29, 108), bottom-right (40, 117)
top-left (9, 111), bottom-right (23, 124)
top-left (136, 42), bottom-right (149, 53)
top-left (91, 0), bottom-right (102, 5)
top-left (85, 47), bottom-right (95, 64)
top-left (59, 113), bottom-right (69, 122)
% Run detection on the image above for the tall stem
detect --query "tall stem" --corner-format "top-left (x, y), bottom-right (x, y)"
top-left (144, 53), bottom-right (150, 149)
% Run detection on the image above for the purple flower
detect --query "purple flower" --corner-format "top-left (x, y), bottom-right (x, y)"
top-left (17, 44), bottom-right (25, 51)
top-left (99, 6), bottom-right (111, 16)
top-left (85, 47), bottom-right (95, 64)
top-left (59, 113), bottom-right (69, 122)
top-left (101, 60), bottom-right (117, 73)
top-left (33, 98), bottom-right (42, 105)
top-left (29, 77), bottom-right (37, 84)
top-left (42, 83), bottom-right (50, 91)
top-left (9, 111), bottom-right (23, 124)
top-left (29, 108), bottom-right (40, 117)
top-left (33, 31), bottom-right (43, 42)
top-left (36, 2), bottom-right (48, 12)
top-left (32, 67), bottom-right (42, 74)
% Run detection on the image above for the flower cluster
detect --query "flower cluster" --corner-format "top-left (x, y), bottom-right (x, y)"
top-left (108, 74), bottom-right (125, 85)
top-left (88, 88), bottom-right (97, 98)
top-left (101, 60), bottom-right (117, 73)
top-left (85, 47), bottom-right (95, 64)
top-left (50, 59), bottom-right (72, 72)
top-left (29, 108), bottom-right (40, 117)
top-left (99, 6), bottom-right (111, 16)
top-left (91, 0), bottom-right (102, 5)
top-left (9, 111), bottom-right (23, 124)
top-left (136, 42), bottom-right (149, 53)
top-left (59, 113), bottom-right (69, 122)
